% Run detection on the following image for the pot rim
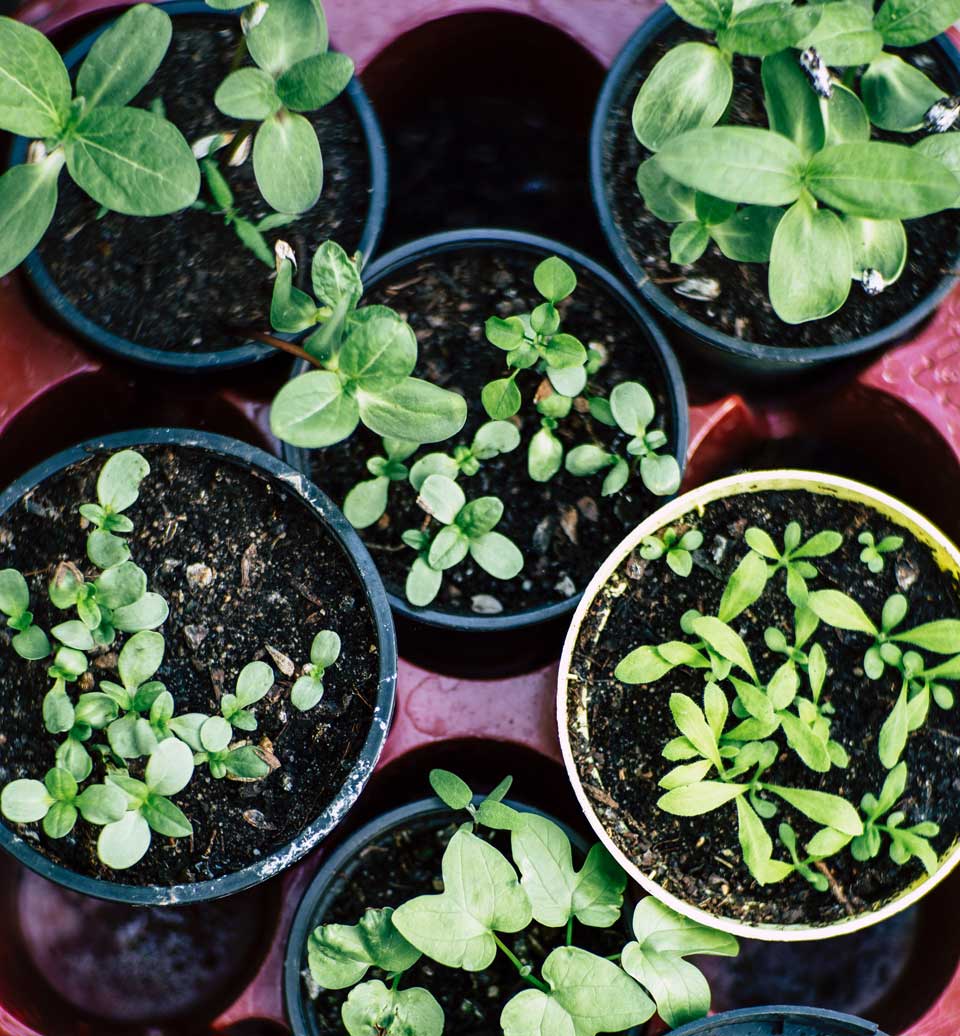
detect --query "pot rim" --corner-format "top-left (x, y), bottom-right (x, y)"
top-left (666, 1005), bottom-right (883, 1035)
top-left (588, 4), bottom-right (960, 370)
top-left (0, 427), bottom-right (397, 905)
top-left (283, 226), bottom-right (690, 634)
top-left (9, 0), bottom-right (389, 373)
top-left (557, 468), bottom-right (960, 941)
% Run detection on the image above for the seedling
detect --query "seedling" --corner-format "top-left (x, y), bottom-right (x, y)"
top-left (615, 520), bottom-right (958, 890)
top-left (630, 0), bottom-right (960, 323)
top-left (564, 382), bottom-right (681, 497)
top-left (343, 440), bottom-right (420, 530)
top-left (208, 0), bottom-right (353, 213)
top-left (0, 4), bottom-right (199, 277)
top-left (403, 475), bottom-right (523, 607)
top-left (268, 241), bottom-right (467, 449)
top-left (193, 157), bottom-right (294, 266)
top-left (0, 449), bottom-right (341, 868)
top-left (306, 769), bottom-right (737, 1035)
top-left (859, 530), bottom-right (904, 572)
top-left (640, 525), bottom-right (703, 577)
top-left (292, 630), bottom-right (341, 710)
top-left (0, 569), bottom-right (51, 660)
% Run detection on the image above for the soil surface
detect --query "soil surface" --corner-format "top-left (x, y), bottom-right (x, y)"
top-left (0, 444), bottom-right (379, 885)
top-left (36, 15), bottom-right (371, 355)
top-left (303, 810), bottom-right (630, 1036)
top-left (568, 489), bottom-right (960, 927)
top-left (304, 246), bottom-right (679, 617)
top-left (600, 22), bottom-right (960, 347)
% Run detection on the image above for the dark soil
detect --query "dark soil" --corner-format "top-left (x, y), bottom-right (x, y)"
top-left (600, 21), bottom-right (960, 347)
top-left (304, 246), bottom-right (680, 617)
top-left (303, 810), bottom-right (630, 1036)
top-left (0, 444), bottom-right (379, 885)
top-left (18, 868), bottom-right (271, 1022)
top-left (568, 489), bottom-right (960, 927)
top-left (35, 15), bottom-right (371, 355)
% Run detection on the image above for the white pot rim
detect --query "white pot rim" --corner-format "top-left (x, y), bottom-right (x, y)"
top-left (557, 469), bottom-right (960, 942)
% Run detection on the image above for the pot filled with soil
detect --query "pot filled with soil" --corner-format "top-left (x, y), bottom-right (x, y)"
top-left (590, 5), bottom-right (960, 375)
top-left (284, 768), bottom-right (739, 1036)
top-left (0, 428), bottom-right (396, 903)
top-left (4, 0), bottom-right (387, 371)
top-left (664, 1006), bottom-right (885, 1035)
top-left (559, 470), bottom-right (960, 940)
top-left (266, 229), bottom-right (687, 665)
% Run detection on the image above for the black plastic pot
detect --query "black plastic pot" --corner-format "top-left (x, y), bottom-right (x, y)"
top-left (0, 427), bottom-right (397, 905)
top-left (9, 0), bottom-right (389, 373)
top-left (282, 228), bottom-right (689, 669)
top-left (667, 1006), bottom-right (884, 1035)
top-left (284, 794), bottom-right (641, 1036)
top-left (589, 6), bottom-right (960, 376)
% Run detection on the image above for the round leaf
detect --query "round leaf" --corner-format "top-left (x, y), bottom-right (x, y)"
top-left (118, 629), bottom-right (165, 689)
top-left (291, 674), bottom-right (325, 711)
top-left (1, 779), bottom-right (53, 823)
top-left (533, 256), bottom-right (577, 302)
top-left (632, 43), bottom-right (733, 152)
top-left (215, 67), bottom-right (281, 120)
top-left (145, 737), bottom-right (194, 796)
top-left (201, 715), bottom-right (233, 753)
top-left (842, 216), bottom-right (907, 283)
top-left (344, 477), bottom-right (389, 529)
top-left (276, 50), bottom-right (353, 112)
top-left (470, 531), bottom-right (524, 580)
top-left (236, 659), bottom-right (274, 708)
top-left (253, 111), bottom-right (322, 214)
top-left (861, 55), bottom-right (946, 132)
top-left (271, 370), bottom-right (359, 447)
top-left (357, 378), bottom-right (467, 444)
top-left (97, 810), bottom-right (151, 869)
top-left (76, 783), bottom-right (127, 825)
top-left (405, 558), bottom-right (442, 607)
top-left (610, 382), bottom-right (655, 435)
top-left (0, 17), bottom-right (70, 137)
top-left (0, 157), bottom-right (62, 279)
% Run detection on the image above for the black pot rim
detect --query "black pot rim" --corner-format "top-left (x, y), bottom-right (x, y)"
top-left (283, 794), bottom-right (597, 1036)
top-left (666, 1005), bottom-right (883, 1035)
top-left (9, 0), bottom-right (390, 374)
top-left (282, 226), bottom-right (690, 634)
top-left (589, 5), bottom-right (960, 370)
top-left (0, 427), bottom-right (397, 905)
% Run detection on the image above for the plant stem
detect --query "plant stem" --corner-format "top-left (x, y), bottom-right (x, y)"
top-left (493, 934), bottom-right (548, 993)
top-left (391, 973), bottom-right (401, 992)
top-left (228, 327), bottom-right (322, 368)
top-left (565, 916), bottom-right (574, 946)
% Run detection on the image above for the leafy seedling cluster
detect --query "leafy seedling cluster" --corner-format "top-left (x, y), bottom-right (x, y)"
top-left (616, 519), bottom-right (959, 890)
top-left (632, 0), bottom-right (960, 323)
top-left (0, 450), bottom-right (342, 869)
top-left (266, 248), bottom-right (681, 609)
top-left (305, 768), bottom-right (738, 1036)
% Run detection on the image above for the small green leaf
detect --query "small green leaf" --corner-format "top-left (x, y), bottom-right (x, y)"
top-left (309, 907), bottom-right (420, 990)
top-left (470, 531), bottom-right (524, 580)
top-left (762, 50), bottom-right (824, 157)
top-left (0, 153), bottom-right (61, 278)
top-left (271, 370), bottom-right (359, 447)
top-left (807, 589), bottom-right (878, 634)
top-left (429, 769), bottom-right (473, 810)
top-left (736, 797), bottom-right (794, 885)
top-left (344, 477), bottom-right (389, 529)
top-left (659, 781), bottom-right (745, 816)
top-left (145, 738), bottom-right (194, 797)
top-left (112, 593), bottom-right (168, 632)
top-left (97, 810), bottom-right (151, 869)
top-left (276, 51), bottom-right (354, 112)
top-left (765, 784), bottom-right (863, 835)
top-left (691, 617), bottom-right (757, 681)
top-left (711, 205), bottom-right (782, 262)
top-left (500, 947), bottom-right (654, 1036)
top-left (843, 216), bottom-right (907, 284)
top-left (405, 558), bottom-right (442, 607)
top-left (658, 126), bottom-right (804, 206)
top-left (799, 2), bottom-right (883, 65)
top-left (894, 620), bottom-right (960, 654)
top-left (253, 111), bottom-right (322, 214)
top-left (666, 0), bottom-right (732, 30)
top-left (632, 43), bottom-right (733, 152)
top-left (636, 157), bottom-right (696, 222)
top-left (76, 3), bottom-right (172, 109)
top-left (717, 2), bottom-right (821, 55)
top-left (482, 377), bottom-right (522, 421)
top-left (311, 239), bottom-right (363, 308)
top-left (769, 193), bottom-right (851, 324)
top-left (533, 256), bottom-right (577, 302)
top-left (0, 16), bottom-right (71, 137)
top-left (357, 379), bottom-right (467, 444)
top-left (215, 67), bottom-right (281, 120)
top-left (13, 625), bottom-right (51, 660)
top-left (67, 107), bottom-right (199, 216)
top-left (392, 826), bottom-right (532, 970)
top-left (1, 778), bottom-right (53, 823)
top-left (75, 782), bottom-right (127, 825)
top-left (719, 550), bottom-right (770, 622)
top-left (670, 221), bottom-right (710, 265)
top-left (342, 981), bottom-right (443, 1036)
top-left (616, 645), bottom-right (676, 684)
top-left (874, 0), bottom-right (960, 45)
top-left (340, 309), bottom-right (417, 391)
top-left (244, 0), bottom-right (328, 77)
top-left (417, 474), bottom-right (465, 525)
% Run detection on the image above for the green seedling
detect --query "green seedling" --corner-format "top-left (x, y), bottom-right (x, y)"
top-left (615, 520), bottom-right (956, 889)
top-left (858, 530), bottom-right (904, 572)
top-left (0, 569), bottom-right (51, 660)
top-left (207, 0), bottom-right (353, 213)
top-left (0, 4), bottom-right (199, 277)
top-left (291, 630), bottom-right (341, 710)
top-left (403, 475), bottom-right (523, 607)
top-left (564, 382), bottom-right (681, 497)
top-left (79, 449), bottom-right (151, 569)
top-left (640, 526), bottom-right (703, 577)
top-left (307, 769), bottom-right (737, 1035)
top-left (1, 766), bottom-right (126, 839)
top-left (193, 156), bottom-right (294, 266)
top-left (268, 241), bottom-right (467, 449)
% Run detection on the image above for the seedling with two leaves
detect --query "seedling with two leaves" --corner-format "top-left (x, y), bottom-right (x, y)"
top-left (403, 475), bottom-right (523, 607)
top-left (305, 769), bottom-right (738, 1036)
top-left (207, 0), bottom-right (353, 214)
top-left (859, 530), bottom-right (904, 572)
top-left (268, 241), bottom-right (467, 450)
top-left (640, 525), bottom-right (703, 577)
top-left (0, 570), bottom-right (51, 660)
